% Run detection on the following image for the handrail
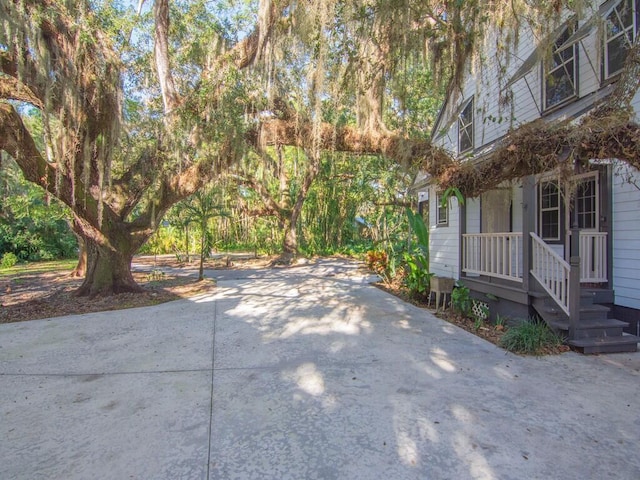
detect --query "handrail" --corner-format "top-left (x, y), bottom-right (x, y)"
top-left (462, 232), bottom-right (523, 282)
top-left (530, 232), bottom-right (570, 316)
top-left (578, 231), bottom-right (607, 283)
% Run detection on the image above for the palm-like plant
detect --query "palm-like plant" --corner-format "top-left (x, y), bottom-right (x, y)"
top-left (181, 188), bottom-right (229, 281)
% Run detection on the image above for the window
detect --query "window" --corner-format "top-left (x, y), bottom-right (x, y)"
top-left (458, 98), bottom-right (474, 154)
top-left (604, 0), bottom-right (638, 80)
top-left (436, 192), bottom-right (448, 226)
top-left (544, 23), bottom-right (578, 110)
top-left (539, 181), bottom-right (560, 241)
top-left (574, 175), bottom-right (598, 230)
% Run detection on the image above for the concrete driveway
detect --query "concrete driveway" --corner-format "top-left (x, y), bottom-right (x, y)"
top-left (1, 258), bottom-right (639, 479)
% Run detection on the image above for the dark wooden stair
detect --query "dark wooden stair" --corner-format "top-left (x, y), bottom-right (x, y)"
top-left (531, 290), bottom-right (639, 354)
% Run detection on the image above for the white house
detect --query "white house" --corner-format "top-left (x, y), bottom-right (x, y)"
top-left (420, 0), bottom-right (640, 353)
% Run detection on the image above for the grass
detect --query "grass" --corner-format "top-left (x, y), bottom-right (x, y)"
top-left (499, 318), bottom-right (565, 355)
top-left (0, 259), bottom-right (76, 277)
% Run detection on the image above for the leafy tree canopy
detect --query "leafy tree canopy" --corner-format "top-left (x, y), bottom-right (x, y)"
top-left (1, 0), bottom-right (639, 294)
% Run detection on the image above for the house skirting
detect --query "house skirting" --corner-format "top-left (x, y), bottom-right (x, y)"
top-left (612, 305), bottom-right (640, 337)
top-left (463, 277), bottom-right (531, 323)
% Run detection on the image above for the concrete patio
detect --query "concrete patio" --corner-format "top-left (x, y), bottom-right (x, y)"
top-left (1, 258), bottom-right (639, 479)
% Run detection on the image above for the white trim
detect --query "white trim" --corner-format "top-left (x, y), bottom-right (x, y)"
top-left (458, 97), bottom-right (474, 154)
top-left (543, 22), bottom-right (579, 110)
top-left (566, 171), bottom-right (600, 232)
top-left (603, 0), bottom-right (638, 80)
top-left (436, 191), bottom-right (448, 225)
top-left (538, 180), bottom-right (561, 241)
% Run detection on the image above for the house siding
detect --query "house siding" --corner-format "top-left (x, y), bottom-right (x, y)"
top-left (432, 3), bottom-right (623, 156)
top-left (429, 185), bottom-right (460, 279)
top-left (429, 1), bottom-right (640, 317)
top-left (612, 164), bottom-right (640, 309)
top-left (466, 198), bottom-right (481, 234)
top-left (511, 183), bottom-right (523, 233)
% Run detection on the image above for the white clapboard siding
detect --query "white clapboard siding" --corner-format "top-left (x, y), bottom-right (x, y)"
top-left (612, 163), bottom-right (640, 309)
top-left (428, 185), bottom-right (460, 279)
top-left (430, 1), bottom-right (640, 315)
top-left (511, 182), bottom-right (524, 233)
top-left (433, 2), bottom-right (617, 157)
top-left (466, 197), bottom-right (481, 234)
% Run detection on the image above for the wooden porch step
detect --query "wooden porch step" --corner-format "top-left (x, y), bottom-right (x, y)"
top-left (533, 303), bottom-right (610, 320)
top-left (578, 304), bottom-right (611, 320)
top-left (568, 333), bottom-right (639, 354)
top-left (581, 288), bottom-right (615, 305)
top-left (548, 318), bottom-right (629, 331)
top-left (548, 318), bottom-right (629, 339)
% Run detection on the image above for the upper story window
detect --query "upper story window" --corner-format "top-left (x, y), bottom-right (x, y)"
top-left (544, 23), bottom-right (578, 110)
top-left (604, 0), bottom-right (638, 80)
top-left (458, 97), bottom-right (474, 154)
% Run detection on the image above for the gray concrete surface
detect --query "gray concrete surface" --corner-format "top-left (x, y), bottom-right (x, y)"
top-left (1, 258), bottom-right (639, 479)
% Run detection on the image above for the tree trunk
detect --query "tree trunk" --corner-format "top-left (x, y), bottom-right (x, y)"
top-left (71, 236), bottom-right (87, 278)
top-left (67, 218), bottom-right (87, 278)
top-left (185, 224), bottom-right (190, 262)
top-left (283, 221), bottom-right (298, 255)
top-left (198, 223), bottom-right (205, 281)
top-left (76, 238), bottom-right (142, 297)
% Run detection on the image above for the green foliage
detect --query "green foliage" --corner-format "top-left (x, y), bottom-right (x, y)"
top-left (473, 316), bottom-right (484, 331)
top-left (1, 252), bottom-right (18, 269)
top-left (451, 281), bottom-right (473, 316)
top-left (300, 152), bottom-right (412, 256)
top-left (439, 187), bottom-right (465, 207)
top-left (141, 226), bottom-right (179, 255)
top-left (0, 259), bottom-right (76, 277)
top-left (387, 63), bottom-right (444, 138)
top-left (406, 208), bottom-right (429, 249)
top-left (403, 208), bottom-right (431, 295)
top-left (0, 157), bottom-right (77, 261)
top-left (403, 250), bottom-right (431, 295)
top-left (499, 319), bottom-right (564, 355)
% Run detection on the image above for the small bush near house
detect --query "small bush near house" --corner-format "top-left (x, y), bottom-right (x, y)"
top-left (499, 319), bottom-right (565, 355)
top-left (366, 250), bottom-right (391, 281)
top-left (451, 281), bottom-right (473, 316)
top-left (403, 250), bottom-right (431, 297)
top-left (1, 252), bottom-right (18, 269)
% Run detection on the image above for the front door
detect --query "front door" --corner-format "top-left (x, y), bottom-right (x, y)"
top-left (566, 171), bottom-right (608, 283)
top-left (568, 172), bottom-right (599, 232)
top-left (566, 172), bottom-right (600, 256)
top-left (481, 188), bottom-right (511, 233)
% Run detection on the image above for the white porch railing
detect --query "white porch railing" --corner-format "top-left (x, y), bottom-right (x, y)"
top-left (579, 232), bottom-right (607, 283)
top-left (462, 233), bottom-right (523, 282)
top-left (530, 232), bottom-right (570, 316)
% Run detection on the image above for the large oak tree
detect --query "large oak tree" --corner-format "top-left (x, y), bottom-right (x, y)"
top-left (0, 0), bottom-right (282, 295)
top-left (2, 0), bottom-right (639, 296)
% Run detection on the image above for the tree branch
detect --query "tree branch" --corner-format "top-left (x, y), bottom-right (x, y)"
top-left (0, 102), bottom-right (55, 191)
top-left (218, 0), bottom-right (285, 70)
top-left (154, 0), bottom-right (181, 114)
top-left (0, 75), bottom-right (43, 108)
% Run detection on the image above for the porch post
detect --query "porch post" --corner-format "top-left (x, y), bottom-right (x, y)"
top-left (459, 195), bottom-right (466, 280)
top-left (521, 176), bottom-right (535, 292)
top-left (568, 226), bottom-right (581, 339)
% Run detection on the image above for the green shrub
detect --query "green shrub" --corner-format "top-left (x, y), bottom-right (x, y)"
top-left (499, 319), bottom-right (564, 355)
top-left (403, 250), bottom-right (431, 296)
top-left (451, 281), bottom-right (473, 316)
top-left (1, 252), bottom-right (18, 269)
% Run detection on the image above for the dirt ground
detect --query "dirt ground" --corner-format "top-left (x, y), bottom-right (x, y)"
top-left (374, 273), bottom-right (570, 355)
top-left (0, 254), bottom-right (273, 325)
